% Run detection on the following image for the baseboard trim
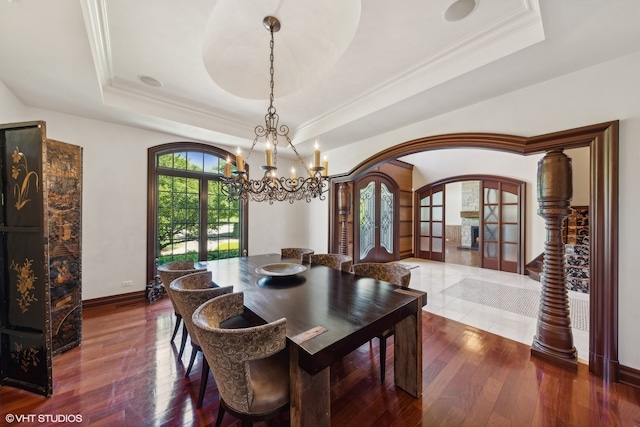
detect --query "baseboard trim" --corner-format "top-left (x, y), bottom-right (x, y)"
top-left (619, 364), bottom-right (640, 389)
top-left (83, 290), bottom-right (147, 309)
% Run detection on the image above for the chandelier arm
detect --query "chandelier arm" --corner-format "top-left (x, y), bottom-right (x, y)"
top-left (277, 133), bottom-right (312, 175)
top-left (244, 133), bottom-right (261, 163)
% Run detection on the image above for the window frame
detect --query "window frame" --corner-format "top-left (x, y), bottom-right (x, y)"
top-left (146, 142), bottom-right (247, 282)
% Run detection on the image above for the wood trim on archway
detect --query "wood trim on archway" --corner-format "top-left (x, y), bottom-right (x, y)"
top-left (328, 121), bottom-right (619, 381)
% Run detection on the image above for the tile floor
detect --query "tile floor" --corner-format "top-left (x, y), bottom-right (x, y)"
top-left (403, 258), bottom-right (590, 363)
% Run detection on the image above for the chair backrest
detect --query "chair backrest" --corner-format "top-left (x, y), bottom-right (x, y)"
top-left (309, 253), bottom-right (353, 272)
top-left (169, 271), bottom-right (232, 346)
top-left (281, 248), bottom-right (314, 262)
top-left (192, 292), bottom-right (287, 414)
top-left (352, 262), bottom-right (411, 288)
top-left (157, 261), bottom-right (207, 313)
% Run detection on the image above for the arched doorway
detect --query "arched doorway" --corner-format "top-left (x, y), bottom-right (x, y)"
top-left (328, 121), bottom-right (619, 381)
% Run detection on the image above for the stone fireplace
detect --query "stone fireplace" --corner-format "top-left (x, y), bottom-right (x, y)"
top-left (460, 181), bottom-right (480, 250)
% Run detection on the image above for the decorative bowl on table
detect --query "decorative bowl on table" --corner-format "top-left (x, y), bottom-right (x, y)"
top-left (255, 263), bottom-right (307, 277)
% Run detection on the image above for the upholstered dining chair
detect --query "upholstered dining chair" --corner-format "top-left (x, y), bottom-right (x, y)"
top-left (309, 253), bottom-right (353, 272)
top-left (157, 260), bottom-right (207, 358)
top-left (192, 292), bottom-right (290, 427)
top-left (281, 247), bottom-right (314, 262)
top-left (170, 271), bottom-right (239, 408)
top-left (351, 262), bottom-right (411, 383)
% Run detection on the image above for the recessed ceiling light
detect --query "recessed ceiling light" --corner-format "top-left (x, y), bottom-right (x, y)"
top-left (138, 75), bottom-right (163, 87)
top-left (444, 0), bottom-right (477, 22)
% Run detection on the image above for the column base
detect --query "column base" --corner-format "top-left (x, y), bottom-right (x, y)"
top-left (531, 339), bottom-right (578, 370)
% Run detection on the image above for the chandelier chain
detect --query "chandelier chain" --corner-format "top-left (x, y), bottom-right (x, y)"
top-left (269, 24), bottom-right (278, 167)
top-left (269, 26), bottom-right (275, 115)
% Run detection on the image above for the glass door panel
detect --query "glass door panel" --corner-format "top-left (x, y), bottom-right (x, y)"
top-left (502, 204), bottom-right (518, 222)
top-left (207, 180), bottom-right (240, 260)
top-left (481, 180), bottom-right (521, 273)
top-left (355, 175), bottom-right (398, 263)
top-left (420, 237), bottom-right (430, 251)
top-left (379, 183), bottom-right (394, 254)
top-left (157, 175), bottom-right (200, 262)
top-left (482, 183), bottom-right (499, 269)
top-left (359, 181), bottom-right (376, 259)
top-left (502, 243), bottom-right (518, 262)
top-left (416, 185), bottom-right (444, 261)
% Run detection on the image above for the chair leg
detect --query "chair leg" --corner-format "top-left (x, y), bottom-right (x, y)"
top-left (379, 336), bottom-right (387, 383)
top-left (178, 323), bottom-right (188, 359)
top-left (214, 405), bottom-right (226, 427)
top-left (171, 313), bottom-right (182, 342)
top-left (197, 358), bottom-right (209, 408)
top-left (185, 344), bottom-right (198, 377)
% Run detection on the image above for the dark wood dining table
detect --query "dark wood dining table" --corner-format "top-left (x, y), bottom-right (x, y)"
top-left (203, 253), bottom-right (426, 427)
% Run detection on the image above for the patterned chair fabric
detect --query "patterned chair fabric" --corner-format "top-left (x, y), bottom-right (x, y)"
top-left (170, 271), bottom-right (231, 349)
top-left (281, 247), bottom-right (314, 262)
top-left (192, 292), bottom-right (289, 424)
top-left (351, 262), bottom-right (411, 383)
top-left (309, 253), bottom-right (353, 272)
top-left (170, 271), bottom-right (232, 408)
top-left (157, 261), bottom-right (207, 314)
top-left (352, 262), bottom-right (411, 287)
top-left (157, 261), bottom-right (207, 354)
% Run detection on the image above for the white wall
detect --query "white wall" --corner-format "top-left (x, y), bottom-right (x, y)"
top-left (0, 80), bottom-right (27, 119)
top-left (321, 51), bottom-right (640, 370)
top-left (565, 147), bottom-right (590, 206)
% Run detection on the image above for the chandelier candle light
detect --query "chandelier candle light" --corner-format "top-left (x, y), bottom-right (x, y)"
top-left (220, 16), bottom-right (330, 204)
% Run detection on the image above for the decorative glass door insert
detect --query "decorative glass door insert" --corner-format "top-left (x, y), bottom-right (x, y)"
top-left (355, 174), bottom-right (398, 263)
top-left (359, 181), bottom-right (376, 259)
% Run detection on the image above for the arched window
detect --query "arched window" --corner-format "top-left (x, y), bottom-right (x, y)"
top-left (146, 142), bottom-right (247, 280)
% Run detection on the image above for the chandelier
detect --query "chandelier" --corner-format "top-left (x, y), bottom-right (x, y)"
top-left (220, 16), bottom-right (330, 204)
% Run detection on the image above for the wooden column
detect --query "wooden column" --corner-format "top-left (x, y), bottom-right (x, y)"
top-left (531, 149), bottom-right (577, 369)
top-left (337, 183), bottom-right (352, 256)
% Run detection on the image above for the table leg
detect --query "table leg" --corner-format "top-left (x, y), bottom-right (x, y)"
top-left (289, 345), bottom-right (330, 427)
top-left (393, 301), bottom-right (422, 397)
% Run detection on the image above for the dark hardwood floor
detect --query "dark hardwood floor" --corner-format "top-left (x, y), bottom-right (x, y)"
top-left (2, 297), bottom-right (639, 426)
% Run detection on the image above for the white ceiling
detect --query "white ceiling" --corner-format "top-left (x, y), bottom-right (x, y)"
top-left (1, 0), bottom-right (639, 158)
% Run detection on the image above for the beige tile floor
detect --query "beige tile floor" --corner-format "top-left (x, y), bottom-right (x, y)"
top-left (403, 258), bottom-right (590, 363)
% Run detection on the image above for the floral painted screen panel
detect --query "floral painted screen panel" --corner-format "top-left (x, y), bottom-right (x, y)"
top-left (2, 230), bottom-right (51, 396)
top-left (359, 181), bottom-right (376, 259)
top-left (5, 127), bottom-right (43, 225)
top-left (0, 122), bottom-right (54, 397)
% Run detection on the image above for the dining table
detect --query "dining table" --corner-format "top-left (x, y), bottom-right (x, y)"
top-left (203, 253), bottom-right (426, 427)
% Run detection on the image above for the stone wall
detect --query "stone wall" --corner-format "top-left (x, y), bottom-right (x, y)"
top-left (460, 181), bottom-right (480, 248)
